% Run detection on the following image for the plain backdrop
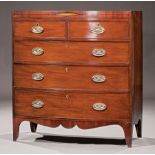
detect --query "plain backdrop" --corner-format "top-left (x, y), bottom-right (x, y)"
top-left (0, 1), bottom-right (155, 101)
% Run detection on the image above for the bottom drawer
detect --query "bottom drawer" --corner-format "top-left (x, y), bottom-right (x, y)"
top-left (14, 90), bottom-right (130, 120)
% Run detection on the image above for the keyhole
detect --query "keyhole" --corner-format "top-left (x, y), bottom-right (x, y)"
top-left (65, 67), bottom-right (68, 72)
top-left (65, 94), bottom-right (69, 99)
top-left (65, 43), bottom-right (69, 48)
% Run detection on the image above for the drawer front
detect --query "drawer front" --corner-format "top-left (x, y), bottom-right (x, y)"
top-left (14, 65), bottom-right (129, 91)
top-left (14, 41), bottom-right (129, 65)
top-left (14, 90), bottom-right (130, 120)
top-left (14, 21), bottom-right (66, 40)
top-left (69, 21), bottom-right (129, 40)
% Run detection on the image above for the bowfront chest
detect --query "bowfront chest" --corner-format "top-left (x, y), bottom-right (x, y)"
top-left (12, 11), bottom-right (143, 147)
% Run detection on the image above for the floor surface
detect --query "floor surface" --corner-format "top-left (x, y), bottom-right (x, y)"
top-left (0, 100), bottom-right (155, 154)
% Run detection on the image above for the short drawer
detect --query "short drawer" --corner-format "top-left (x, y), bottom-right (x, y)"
top-left (14, 65), bottom-right (129, 91)
top-left (14, 90), bottom-right (130, 120)
top-left (14, 21), bottom-right (66, 40)
top-left (69, 21), bottom-right (129, 40)
top-left (14, 41), bottom-right (129, 65)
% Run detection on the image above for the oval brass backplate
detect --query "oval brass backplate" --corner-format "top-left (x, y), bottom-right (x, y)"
top-left (32, 73), bottom-right (44, 81)
top-left (91, 25), bottom-right (105, 35)
top-left (92, 74), bottom-right (106, 83)
top-left (92, 103), bottom-right (107, 111)
top-left (32, 100), bottom-right (44, 109)
top-left (92, 48), bottom-right (106, 57)
top-left (32, 25), bottom-right (44, 34)
top-left (32, 47), bottom-right (44, 56)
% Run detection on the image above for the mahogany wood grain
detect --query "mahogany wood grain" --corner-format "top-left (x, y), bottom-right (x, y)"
top-left (13, 11), bottom-right (131, 21)
top-left (132, 12), bottom-right (143, 137)
top-left (14, 41), bottom-right (129, 65)
top-left (14, 65), bottom-right (129, 91)
top-left (69, 21), bottom-right (129, 41)
top-left (12, 11), bottom-right (143, 148)
top-left (121, 122), bottom-right (133, 147)
top-left (14, 21), bottom-right (66, 40)
top-left (13, 116), bottom-right (133, 147)
top-left (14, 90), bottom-right (130, 120)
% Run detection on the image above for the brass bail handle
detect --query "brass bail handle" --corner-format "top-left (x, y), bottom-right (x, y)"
top-left (92, 74), bottom-right (106, 83)
top-left (32, 100), bottom-right (44, 109)
top-left (32, 47), bottom-right (44, 56)
top-left (92, 103), bottom-right (107, 111)
top-left (91, 23), bottom-right (105, 35)
top-left (32, 23), bottom-right (44, 34)
top-left (92, 48), bottom-right (106, 57)
top-left (32, 73), bottom-right (44, 81)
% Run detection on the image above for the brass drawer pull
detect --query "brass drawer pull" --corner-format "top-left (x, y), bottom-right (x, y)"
top-left (92, 74), bottom-right (106, 83)
top-left (91, 24), bottom-right (105, 35)
top-left (92, 103), bottom-right (107, 111)
top-left (32, 100), bottom-right (44, 109)
top-left (92, 49), bottom-right (106, 57)
top-left (32, 47), bottom-right (44, 56)
top-left (32, 24), bottom-right (44, 34)
top-left (32, 73), bottom-right (44, 81)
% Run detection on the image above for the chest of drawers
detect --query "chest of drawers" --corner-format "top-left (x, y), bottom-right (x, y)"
top-left (12, 11), bottom-right (143, 147)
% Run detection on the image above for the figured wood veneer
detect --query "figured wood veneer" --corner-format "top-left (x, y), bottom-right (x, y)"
top-left (69, 21), bottom-right (129, 40)
top-left (14, 65), bottom-right (129, 91)
top-left (14, 41), bottom-right (129, 65)
top-left (14, 21), bottom-right (66, 40)
top-left (12, 11), bottom-right (143, 148)
top-left (15, 90), bottom-right (130, 120)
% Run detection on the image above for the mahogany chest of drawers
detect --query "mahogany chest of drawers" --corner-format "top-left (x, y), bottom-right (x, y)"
top-left (12, 11), bottom-right (143, 147)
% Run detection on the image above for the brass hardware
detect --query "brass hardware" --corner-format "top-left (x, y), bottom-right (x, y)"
top-left (92, 103), bottom-right (107, 111)
top-left (32, 24), bottom-right (44, 34)
top-left (65, 94), bottom-right (69, 99)
top-left (92, 49), bottom-right (106, 57)
top-left (32, 100), bottom-right (44, 109)
top-left (65, 67), bottom-right (68, 72)
top-left (32, 47), bottom-right (44, 56)
top-left (91, 24), bottom-right (105, 34)
top-left (92, 74), bottom-right (106, 83)
top-left (32, 73), bottom-right (44, 81)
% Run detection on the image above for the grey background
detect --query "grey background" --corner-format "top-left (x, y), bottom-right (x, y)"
top-left (0, 1), bottom-right (155, 101)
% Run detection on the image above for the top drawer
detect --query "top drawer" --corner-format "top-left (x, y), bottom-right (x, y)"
top-left (13, 21), bottom-right (66, 40)
top-left (69, 21), bottom-right (129, 41)
top-left (13, 11), bottom-right (130, 41)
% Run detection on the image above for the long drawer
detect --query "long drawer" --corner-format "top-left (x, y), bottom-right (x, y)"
top-left (14, 65), bottom-right (129, 91)
top-left (14, 41), bottom-right (129, 65)
top-left (14, 90), bottom-right (130, 120)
